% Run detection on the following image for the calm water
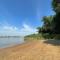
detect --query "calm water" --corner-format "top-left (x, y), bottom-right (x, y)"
top-left (0, 36), bottom-right (24, 48)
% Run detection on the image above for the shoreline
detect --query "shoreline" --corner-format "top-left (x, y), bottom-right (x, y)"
top-left (0, 40), bottom-right (60, 60)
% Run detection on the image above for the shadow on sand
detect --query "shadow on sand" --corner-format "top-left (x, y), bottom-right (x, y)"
top-left (43, 39), bottom-right (60, 46)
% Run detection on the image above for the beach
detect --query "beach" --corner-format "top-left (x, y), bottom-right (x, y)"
top-left (0, 40), bottom-right (60, 60)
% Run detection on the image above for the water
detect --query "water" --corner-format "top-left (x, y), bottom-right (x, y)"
top-left (0, 36), bottom-right (24, 48)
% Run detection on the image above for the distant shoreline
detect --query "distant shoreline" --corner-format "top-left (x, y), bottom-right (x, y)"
top-left (0, 36), bottom-right (23, 38)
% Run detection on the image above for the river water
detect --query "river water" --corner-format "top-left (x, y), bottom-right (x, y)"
top-left (0, 36), bottom-right (24, 48)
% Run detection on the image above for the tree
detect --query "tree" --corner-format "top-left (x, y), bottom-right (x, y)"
top-left (52, 0), bottom-right (60, 34)
top-left (38, 0), bottom-right (60, 34)
top-left (42, 16), bottom-right (54, 33)
top-left (53, 13), bottom-right (60, 34)
top-left (37, 16), bottom-right (54, 34)
top-left (52, 0), bottom-right (60, 13)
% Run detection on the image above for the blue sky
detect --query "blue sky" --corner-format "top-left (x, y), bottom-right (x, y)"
top-left (0, 0), bottom-right (54, 36)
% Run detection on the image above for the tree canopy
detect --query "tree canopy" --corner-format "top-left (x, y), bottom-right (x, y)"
top-left (52, 0), bottom-right (60, 34)
top-left (52, 0), bottom-right (60, 13)
top-left (38, 0), bottom-right (60, 34)
top-left (37, 16), bottom-right (54, 34)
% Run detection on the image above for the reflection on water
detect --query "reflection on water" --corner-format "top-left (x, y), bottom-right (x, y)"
top-left (0, 36), bottom-right (24, 48)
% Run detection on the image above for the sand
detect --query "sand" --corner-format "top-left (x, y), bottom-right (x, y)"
top-left (0, 40), bottom-right (60, 60)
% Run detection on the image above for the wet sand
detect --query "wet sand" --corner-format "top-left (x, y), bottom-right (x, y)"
top-left (0, 40), bottom-right (60, 60)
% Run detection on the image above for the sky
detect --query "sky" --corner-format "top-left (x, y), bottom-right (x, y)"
top-left (0, 0), bottom-right (54, 36)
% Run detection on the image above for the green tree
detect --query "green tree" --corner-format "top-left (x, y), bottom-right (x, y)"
top-left (52, 0), bottom-right (60, 13)
top-left (42, 16), bottom-right (54, 33)
top-left (53, 13), bottom-right (60, 34)
top-left (37, 16), bottom-right (54, 34)
top-left (52, 0), bottom-right (60, 34)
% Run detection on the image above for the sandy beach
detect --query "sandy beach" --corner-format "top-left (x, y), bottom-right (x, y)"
top-left (0, 40), bottom-right (60, 60)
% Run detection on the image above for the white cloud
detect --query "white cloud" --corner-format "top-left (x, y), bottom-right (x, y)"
top-left (0, 23), bottom-right (38, 36)
top-left (3, 26), bottom-right (18, 31)
top-left (20, 23), bottom-right (38, 36)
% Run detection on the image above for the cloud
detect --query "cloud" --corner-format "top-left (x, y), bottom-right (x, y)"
top-left (20, 23), bottom-right (38, 36)
top-left (0, 23), bottom-right (38, 36)
top-left (3, 26), bottom-right (18, 32)
top-left (0, 25), bottom-right (20, 36)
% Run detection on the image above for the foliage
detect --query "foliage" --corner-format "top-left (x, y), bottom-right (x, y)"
top-left (52, 0), bottom-right (60, 34)
top-left (24, 34), bottom-right (56, 41)
top-left (25, 0), bottom-right (60, 40)
top-left (37, 0), bottom-right (60, 34)
top-left (53, 13), bottom-right (60, 33)
top-left (25, 34), bottom-right (45, 41)
top-left (52, 0), bottom-right (60, 13)
top-left (37, 16), bottom-right (54, 34)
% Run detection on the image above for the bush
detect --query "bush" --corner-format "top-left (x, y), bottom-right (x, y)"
top-left (25, 34), bottom-right (60, 41)
top-left (42, 33), bottom-right (55, 39)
